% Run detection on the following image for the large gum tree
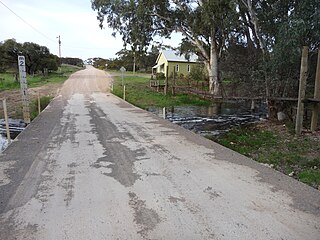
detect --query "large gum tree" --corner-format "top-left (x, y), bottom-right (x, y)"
top-left (92, 0), bottom-right (235, 95)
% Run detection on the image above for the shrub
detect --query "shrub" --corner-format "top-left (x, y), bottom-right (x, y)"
top-left (30, 96), bottom-right (53, 119)
top-left (155, 72), bottom-right (165, 80)
top-left (189, 64), bottom-right (207, 81)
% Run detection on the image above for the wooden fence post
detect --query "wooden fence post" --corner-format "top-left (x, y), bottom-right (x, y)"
top-left (123, 85), bottom-right (126, 101)
top-left (295, 46), bottom-right (308, 135)
top-left (172, 66), bottom-right (176, 96)
top-left (38, 92), bottom-right (41, 115)
top-left (162, 107), bottom-right (166, 119)
top-left (164, 66), bottom-right (169, 95)
top-left (311, 49), bottom-right (320, 132)
top-left (3, 99), bottom-right (11, 144)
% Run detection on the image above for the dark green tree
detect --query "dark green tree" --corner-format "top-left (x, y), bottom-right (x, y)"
top-left (239, 0), bottom-right (320, 97)
top-left (0, 39), bottom-right (59, 75)
top-left (0, 39), bottom-right (22, 74)
top-left (92, 0), bottom-right (237, 95)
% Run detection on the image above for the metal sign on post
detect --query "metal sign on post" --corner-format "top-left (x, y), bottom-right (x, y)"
top-left (120, 66), bottom-right (126, 86)
top-left (18, 56), bottom-right (30, 124)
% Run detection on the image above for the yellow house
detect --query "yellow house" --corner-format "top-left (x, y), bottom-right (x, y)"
top-left (152, 50), bottom-right (199, 77)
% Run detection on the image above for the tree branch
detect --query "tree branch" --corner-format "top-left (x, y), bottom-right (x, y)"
top-left (177, 26), bottom-right (210, 62)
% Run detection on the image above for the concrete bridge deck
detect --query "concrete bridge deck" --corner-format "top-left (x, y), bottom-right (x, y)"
top-left (0, 66), bottom-right (319, 240)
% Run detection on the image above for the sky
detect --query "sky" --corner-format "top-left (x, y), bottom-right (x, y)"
top-left (0, 0), bottom-right (181, 60)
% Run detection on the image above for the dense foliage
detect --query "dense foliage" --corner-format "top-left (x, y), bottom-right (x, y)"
top-left (61, 57), bottom-right (83, 67)
top-left (93, 46), bottom-right (159, 72)
top-left (92, 0), bottom-right (319, 97)
top-left (0, 39), bottom-right (59, 75)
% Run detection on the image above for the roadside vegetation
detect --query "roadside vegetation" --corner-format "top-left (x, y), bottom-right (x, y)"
top-left (30, 96), bottom-right (53, 120)
top-left (0, 64), bottom-right (82, 91)
top-left (111, 75), bottom-right (211, 109)
top-left (0, 64), bottom-right (82, 120)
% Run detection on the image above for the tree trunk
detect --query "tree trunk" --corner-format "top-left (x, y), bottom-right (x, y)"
top-left (242, 0), bottom-right (269, 98)
top-left (133, 51), bottom-right (136, 74)
top-left (208, 32), bottom-right (219, 96)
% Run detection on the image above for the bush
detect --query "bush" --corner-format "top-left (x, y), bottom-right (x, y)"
top-left (30, 96), bottom-right (53, 119)
top-left (188, 64), bottom-right (207, 81)
top-left (156, 72), bottom-right (165, 80)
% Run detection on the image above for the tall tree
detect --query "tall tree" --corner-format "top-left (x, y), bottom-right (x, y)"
top-left (92, 0), bottom-right (236, 95)
top-left (0, 39), bottom-right (59, 75)
top-left (239, 0), bottom-right (320, 97)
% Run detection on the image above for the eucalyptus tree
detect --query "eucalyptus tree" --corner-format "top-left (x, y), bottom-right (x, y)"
top-left (239, 0), bottom-right (320, 97)
top-left (92, 0), bottom-right (237, 95)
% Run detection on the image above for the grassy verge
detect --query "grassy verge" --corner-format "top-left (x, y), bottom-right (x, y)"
top-left (209, 123), bottom-right (320, 189)
top-left (0, 64), bottom-right (82, 91)
top-left (111, 75), bottom-right (211, 109)
top-left (30, 96), bottom-right (53, 120)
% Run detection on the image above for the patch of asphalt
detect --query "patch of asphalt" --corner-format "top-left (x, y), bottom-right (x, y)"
top-left (128, 191), bottom-right (161, 239)
top-left (87, 98), bottom-right (144, 187)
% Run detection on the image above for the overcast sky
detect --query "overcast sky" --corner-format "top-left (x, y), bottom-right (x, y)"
top-left (0, 0), bottom-right (181, 60)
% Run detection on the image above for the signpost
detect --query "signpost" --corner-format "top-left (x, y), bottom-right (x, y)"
top-left (120, 66), bottom-right (126, 86)
top-left (18, 56), bottom-right (30, 124)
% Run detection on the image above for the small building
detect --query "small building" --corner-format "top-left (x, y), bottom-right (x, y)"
top-left (152, 50), bottom-right (199, 77)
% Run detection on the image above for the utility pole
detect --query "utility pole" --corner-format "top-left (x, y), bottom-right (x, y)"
top-left (57, 35), bottom-right (61, 73)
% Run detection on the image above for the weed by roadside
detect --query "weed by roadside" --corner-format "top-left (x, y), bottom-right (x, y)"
top-left (30, 96), bottom-right (53, 120)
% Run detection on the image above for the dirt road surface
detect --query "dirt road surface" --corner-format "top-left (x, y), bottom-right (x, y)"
top-left (0, 66), bottom-right (319, 240)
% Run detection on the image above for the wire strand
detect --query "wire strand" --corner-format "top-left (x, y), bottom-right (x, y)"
top-left (0, 0), bottom-right (55, 42)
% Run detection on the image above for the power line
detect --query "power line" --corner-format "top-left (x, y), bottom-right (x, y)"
top-left (0, 1), bottom-right (115, 57)
top-left (0, 0), bottom-right (55, 42)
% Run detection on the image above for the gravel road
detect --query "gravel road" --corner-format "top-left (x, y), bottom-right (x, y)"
top-left (0, 65), bottom-right (319, 240)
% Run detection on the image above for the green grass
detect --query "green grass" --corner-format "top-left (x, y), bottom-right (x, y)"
top-left (298, 170), bottom-right (320, 187)
top-left (212, 125), bottom-right (320, 189)
top-left (108, 69), bottom-right (150, 75)
top-left (0, 64), bottom-right (82, 91)
top-left (30, 96), bottom-right (53, 120)
top-left (212, 127), bottom-right (277, 156)
top-left (111, 75), bottom-right (211, 109)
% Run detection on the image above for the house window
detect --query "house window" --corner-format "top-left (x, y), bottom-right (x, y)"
top-left (187, 64), bottom-right (191, 72)
top-left (176, 64), bottom-right (179, 72)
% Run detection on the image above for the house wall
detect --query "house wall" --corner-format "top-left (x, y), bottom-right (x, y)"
top-left (154, 53), bottom-right (167, 75)
top-left (154, 52), bottom-right (199, 77)
top-left (167, 62), bottom-right (198, 77)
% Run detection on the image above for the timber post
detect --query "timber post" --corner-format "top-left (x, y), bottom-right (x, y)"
top-left (311, 49), bottom-right (320, 132)
top-left (3, 99), bottom-right (11, 144)
top-left (251, 99), bottom-right (255, 112)
top-left (162, 107), bottom-right (166, 119)
top-left (172, 67), bottom-right (176, 96)
top-left (164, 66), bottom-right (169, 95)
top-left (295, 46), bottom-right (308, 136)
top-left (123, 85), bottom-right (126, 101)
top-left (38, 92), bottom-right (41, 115)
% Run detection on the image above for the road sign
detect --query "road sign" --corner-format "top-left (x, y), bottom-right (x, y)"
top-left (120, 66), bottom-right (126, 86)
top-left (120, 66), bottom-right (126, 73)
top-left (18, 56), bottom-right (30, 124)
